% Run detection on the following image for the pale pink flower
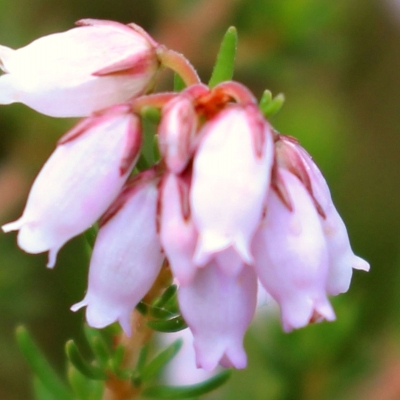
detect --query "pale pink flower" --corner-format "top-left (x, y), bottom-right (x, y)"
top-left (2, 105), bottom-right (141, 267)
top-left (252, 168), bottom-right (336, 332)
top-left (71, 170), bottom-right (163, 335)
top-left (159, 172), bottom-right (198, 285)
top-left (0, 19), bottom-right (159, 117)
top-left (158, 95), bottom-right (198, 174)
top-left (190, 104), bottom-right (274, 272)
top-left (178, 262), bottom-right (258, 370)
top-left (276, 136), bottom-right (369, 295)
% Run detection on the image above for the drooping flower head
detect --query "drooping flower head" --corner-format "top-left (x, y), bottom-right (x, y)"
top-left (0, 18), bottom-right (369, 375)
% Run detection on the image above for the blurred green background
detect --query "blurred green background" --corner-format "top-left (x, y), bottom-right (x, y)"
top-left (0, 0), bottom-right (399, 399)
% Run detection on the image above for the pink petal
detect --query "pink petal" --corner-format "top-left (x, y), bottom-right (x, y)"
top-left (0, 20), bottom-right (159, 117)
top-left (190, 104), bottom-right (274, 269)
top-left (295, 141), bottom-right (370, 294)
top-left (2, 107), bottom-right (141, 267)
top-left (178, 262), bottom-right (258, 370)
top-left (158, 95), bottom-right (198, 174)
top-left (71, 175), bottom-right (163, 335)
top-left (159, 173), bottom-right (198, 285)
top-left (252, 169), bottom-right (335, 332)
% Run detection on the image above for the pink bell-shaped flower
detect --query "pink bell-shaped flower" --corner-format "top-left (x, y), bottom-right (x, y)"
top-left (71, 170), bottom-right (163, 335)
top-left (0, 19), bottom-right (160, 117)
top-left (252, 168), bottom-right (336, 332)
top-left (158, 94), bottom-right (198, 174)
top-left (190, 104), bottom-right (274, 271)
top-left (2, 104), bottom-right (142, 267)
top-left (178, 262), bottom-right (258, 370)
top-left (276, 135), bottom-right (369, 295)
top-left (159, 172), bottom-right (198, 285)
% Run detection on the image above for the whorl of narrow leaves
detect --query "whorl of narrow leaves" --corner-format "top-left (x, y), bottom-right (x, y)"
top-left (142, 370), bottom-right (232, 399)
top-left (259, 90), bottom-right (285, 118)
top-left (16, 326), bottom-right (73, 400)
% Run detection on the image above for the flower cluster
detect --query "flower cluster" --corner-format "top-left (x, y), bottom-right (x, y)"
top-left (1, 19), bottom-right (369, 371)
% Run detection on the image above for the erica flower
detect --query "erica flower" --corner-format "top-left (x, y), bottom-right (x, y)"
top-left (0, 17), bottom-right (369, 373)
top-left (159, 172), bottom-right (198, 286)
top-left (275, 135), bottom-right (370, 295)
top-left (2, 104), bottom-right (142, 267)
top-left (252, 168), bottom-right (335, 332)
top-left (178, 262), bottom-right (258, 370)
top-left (190, 103), bottom-right (274, 273)
top-left (71, 170), bottom-right (163, 335)
top-left (0, 19), bottom-right (160, 117)
top-left (158, 94), bottom-right (198, 174)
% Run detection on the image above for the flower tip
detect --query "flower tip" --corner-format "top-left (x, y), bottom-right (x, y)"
top-left (70, 299), bottom-right (87, 312)
top-left (46, 246), bottom-right (61, 269)
top-left (192, 233), bottom-right (229, 267)
top-left (85, 303), bottom-right (120, 331)
top-left (282, 300), bottom-right (336, 332)
top-left (192, 247), bottom-right (211, 268)
top-left (118, 317), bottom-right (132, 337)
top-left (74, 297), bottom-right (132, 337)
top-left (219, 348), bottom-right (247, 369)
top-left (195, 354), bottom-right (219, 372)
top-left (353, 256), bottom-right (370, 272)
top-left (2, 219), bottom-right (21, 233)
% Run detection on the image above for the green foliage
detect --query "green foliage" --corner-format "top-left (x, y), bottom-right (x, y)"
top-left (33, 376), bottom-right (61, 400)
top-left (67, 365), bottom-right (103, 400)
top-left (83, 224), bottom-right (99, 251)
top-left (174, 73), bottom-right (186, 92)
top-left (141, 106), bottom-right (162, 125)
top-left (145, 284), bottom-right (187, 333)
top-left (142, 370), bottom-right (232, 399)
top-left (147, 315), bottom-right (187, 333)
top-left (140, 339), bottom-right (183, 382)
top-left (208, 26), bottom-right (238, 87)
top-left (150, 284), bottom-right (179, 319)
top-left (16, 326), bottom-right (73, 400)
top-left (259, 90), bottom-right (285, 118)
top-left (65, 340), bottom-right (107, 380)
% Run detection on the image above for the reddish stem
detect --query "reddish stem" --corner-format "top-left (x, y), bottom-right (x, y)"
top-left (131, 92), bottom-right (178, 113)
top-left (157, 46), bottom-right (201, 87)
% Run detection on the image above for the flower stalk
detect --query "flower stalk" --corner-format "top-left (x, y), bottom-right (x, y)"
top-left (156, 46), bottom-right (201, 87)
